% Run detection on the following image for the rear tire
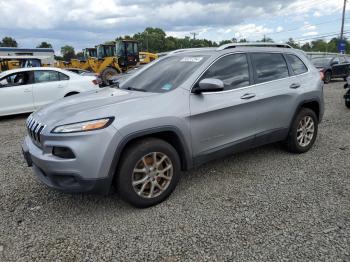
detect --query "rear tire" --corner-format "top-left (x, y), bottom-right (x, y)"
top-left (324, 71), bottom-right (331, 84)
top-left (346, 101), bottom-right (350, 108)
top-left (286, 108), bottom-right (318, 153)
top-left (115, 138), bottom-right (181, 208)
top-left (101, 67), bottom-right (119, 85)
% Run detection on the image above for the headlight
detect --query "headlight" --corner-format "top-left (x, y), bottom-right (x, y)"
top-left (51, 117), bottom-right (114, 133)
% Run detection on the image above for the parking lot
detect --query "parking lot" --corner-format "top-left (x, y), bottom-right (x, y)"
top-left (0, 81), bottom-right (349, 261)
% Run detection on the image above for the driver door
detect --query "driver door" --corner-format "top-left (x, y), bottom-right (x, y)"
top-left (0, 71), bottom-right (34, 116)
top-left (189, 53), bottom-right (258, 163)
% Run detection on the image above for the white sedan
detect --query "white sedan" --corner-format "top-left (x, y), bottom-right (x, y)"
top-left (0, 67), bottom-right (100, 116)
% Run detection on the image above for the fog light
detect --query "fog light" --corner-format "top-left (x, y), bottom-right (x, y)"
top-left (52, 147), bottom-right (75, 159)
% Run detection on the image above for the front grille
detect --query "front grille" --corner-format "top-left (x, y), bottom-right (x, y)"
top-left (26, 116), bottom-right (46, 146)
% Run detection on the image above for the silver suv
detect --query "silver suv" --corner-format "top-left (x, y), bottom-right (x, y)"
top-left (22, 43), bottom-right (324, 207)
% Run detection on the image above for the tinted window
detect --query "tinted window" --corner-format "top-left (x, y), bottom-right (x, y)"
top-left (0, 72), bottom-right (31, 87)
top-left (201, 54), bottom-right (250, 90)
top-left (120, 55), bottom-right (209, 93)
top-left (34, 71), bottom-right (59, 83)
top-left (252, 53), bottom-right (289, 83)
top-left (286, 54), bottom-right (308, 75)
top-left (312, 57), bottom-right (332, 67)
top-left (59, 72), bottom-right (69, 80)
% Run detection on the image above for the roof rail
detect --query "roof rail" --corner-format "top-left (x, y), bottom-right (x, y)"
top-left (216, 42), bottom-right (292, 51)
top-left (168, 47), bottom-right (214, 55)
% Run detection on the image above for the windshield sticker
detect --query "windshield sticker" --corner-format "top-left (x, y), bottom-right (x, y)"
top-left (180, 57), bottom-right (203, 63)
top-left (161, 83), bottom-right (173, 91)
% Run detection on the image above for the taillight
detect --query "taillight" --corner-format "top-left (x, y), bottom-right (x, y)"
top-left (92, 79), bottom-right (98, 85)
top-left (319, 71), bottom-right (324, 81)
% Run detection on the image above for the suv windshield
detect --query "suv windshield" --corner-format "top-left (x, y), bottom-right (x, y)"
top-left (120, 55), bottom-right (209, 93)
top-left (312, 57), bottom-right (332, 67)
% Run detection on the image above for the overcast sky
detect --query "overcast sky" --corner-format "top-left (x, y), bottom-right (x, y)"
top-left (0, 0), bottom-right (348, 53)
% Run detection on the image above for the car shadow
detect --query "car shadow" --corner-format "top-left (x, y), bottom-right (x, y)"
top-left (29, 142), bottom-right (287, 213)
top-left (0, 113), bottom-right (30, 121)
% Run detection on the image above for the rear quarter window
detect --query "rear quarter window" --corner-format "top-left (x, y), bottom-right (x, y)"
top-left (286, 54), bottom-right (308, 75)
top-left (251, 53), bottom-right (289, 83)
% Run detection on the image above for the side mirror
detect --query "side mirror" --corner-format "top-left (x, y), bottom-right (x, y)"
top-left (331, 61), bottom-right (339, 66)
top-left (193, 78), bottom-right (224, 94)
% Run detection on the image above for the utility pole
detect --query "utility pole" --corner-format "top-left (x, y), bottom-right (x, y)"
top-left (190, 32), bottom-right (197, 40)
top-left (340, 0), bottom-right (347, 40)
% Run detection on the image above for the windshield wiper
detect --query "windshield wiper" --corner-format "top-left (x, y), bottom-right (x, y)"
top-left (125, 86), bottom-right (147, 92)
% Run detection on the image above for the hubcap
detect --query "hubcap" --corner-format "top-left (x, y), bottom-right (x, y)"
top-left (296, 116), bottom-right (315, 147)
top-left (132, 152), bottom-right (173, 199)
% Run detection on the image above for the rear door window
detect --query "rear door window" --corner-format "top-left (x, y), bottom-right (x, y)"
top-left (34, 71), bottom-right (59, 83)
top-left (200, 53), bottom-right (250, 91)
top-left (286, 54), bottom-right (308, 75)
top-left (251, 53), bottom-right (289, 83)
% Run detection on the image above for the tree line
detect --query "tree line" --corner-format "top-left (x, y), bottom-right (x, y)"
top-left (0, 27), bottom-right (348, 61)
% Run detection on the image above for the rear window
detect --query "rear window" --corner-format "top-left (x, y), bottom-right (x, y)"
top-left (286, 54), bottom-right (308, 75)
top-left (251, 53), bottom-right (289, 83)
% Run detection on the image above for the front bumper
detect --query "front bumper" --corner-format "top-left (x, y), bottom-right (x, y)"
top-left (21, 126), bottom-right (121, 194)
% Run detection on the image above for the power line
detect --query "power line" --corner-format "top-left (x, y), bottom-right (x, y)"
top-left (268, 18), bottom-right (348, 36)
top-left (293, 30), bottom-right (350, 42)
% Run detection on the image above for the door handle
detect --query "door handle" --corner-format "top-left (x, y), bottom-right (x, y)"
top-left (290, 83), bottom-right (301, 89)
top-left (57, 85), bottom-right (64, 88)
top-left (24, 89), bottom-right (31, 93)
top-left (240, 93), bottom-right (256, 99)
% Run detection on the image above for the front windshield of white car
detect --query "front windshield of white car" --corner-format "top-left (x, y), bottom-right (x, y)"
top-left (119, 55), bottom-right (209, 93)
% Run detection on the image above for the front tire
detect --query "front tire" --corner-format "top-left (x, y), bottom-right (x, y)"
top-left (115, 138), bottom-right (181, 208)
top-left (286, 108), bottom-right (318, 153)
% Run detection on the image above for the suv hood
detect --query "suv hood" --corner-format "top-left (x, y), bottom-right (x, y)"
top-left (32, 87), bottom-right (155, 126)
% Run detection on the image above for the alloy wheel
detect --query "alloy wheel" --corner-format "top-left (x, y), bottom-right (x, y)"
top-left (132, 152), bottom-right (173, 198)
top-left (296, 116), bottom-right (315, 147)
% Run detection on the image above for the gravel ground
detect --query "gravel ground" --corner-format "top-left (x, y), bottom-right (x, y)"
top-left (0, 81), bottom-right (349, 261)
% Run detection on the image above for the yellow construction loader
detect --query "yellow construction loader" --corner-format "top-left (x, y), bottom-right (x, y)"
top-left (139, 52), bottom-right (158, 64)
top-left (0, 56), bottom-right (50, 73)
top-left (56, 40), bottom-right (159, 84)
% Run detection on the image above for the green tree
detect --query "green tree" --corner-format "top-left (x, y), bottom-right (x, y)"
top-left (218, 40), bottom-right (232, 46)
top-left (76, 51), bottom-right (84, 60)
top-left (310, 39), bottom-right (328, 52)
top-left (258, 36), bottom-right (274, 42)
top-left (133, 27), bottom-right (167, 53)
top-left (0, 37), bottom-right (18, 47)
top-left (286, 38), bottom-right (300, 49)
top-left (60, 45), bottom-right (75, 61)
top-left (37, 41), bottom-right (52, 48)
top-left (301, 42), bottom-right (311, 52)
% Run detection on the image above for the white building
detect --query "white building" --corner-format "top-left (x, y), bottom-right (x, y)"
top-left (0, 47), bottom-right (55, 66)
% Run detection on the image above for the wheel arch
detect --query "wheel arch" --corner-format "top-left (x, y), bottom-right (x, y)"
top-left (108, 126), bottom-right (193, 182)
top-left (290, 99), bottom-right (321, 130)
top-left (64, 91), bottom-right (79, 97)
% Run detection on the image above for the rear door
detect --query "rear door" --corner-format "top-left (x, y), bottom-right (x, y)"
top-left (32, 70), bottom-right (69, 109)
top-left (247, 52), bottom-right (299, 143)
top-left (0, 71), bottom-right (34, 115)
